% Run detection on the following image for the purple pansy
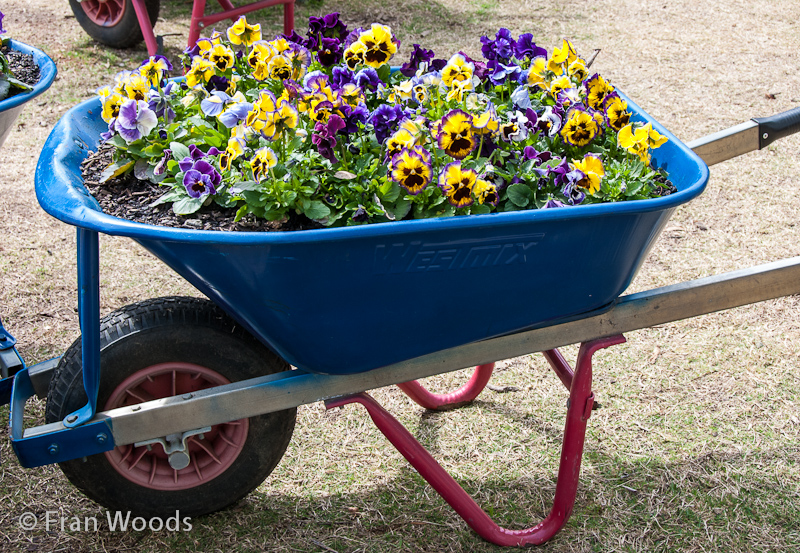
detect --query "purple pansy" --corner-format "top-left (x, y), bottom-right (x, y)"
top-left (354, 67), bottom-right (382, 91)
top-left (0, 11), bottom-right (5, 34)
top-left (400, 44), bottom-right (435, 77)
top-left (183, 159), bottom-right (221, 198)
top-left (480, 28), bottom-right (516, 62)
top-left (114, 99), bottom-right (158, 143)
top-left (514, 34), bottom-right (547, 60)
top-left (317, 37), bottom-right (343, 66)
top-left (369, 104), bottom-right (405, 143)
top-left (543, 198), bottom-right (567, 209)
top-left (487, 60), bottom-right (522, 86)
top-left (312, 114), bottom-right (346, 163)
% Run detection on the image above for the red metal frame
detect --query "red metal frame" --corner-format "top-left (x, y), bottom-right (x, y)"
top-left (326, 335), bottom-right (626, 546)
top-left (131, 0), bottom-right (295, 57)
top-left (397, 363), bottom-right (494, 410)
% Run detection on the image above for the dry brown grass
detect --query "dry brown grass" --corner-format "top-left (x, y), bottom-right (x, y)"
top-left (1, 0), bottom-right (799, 551)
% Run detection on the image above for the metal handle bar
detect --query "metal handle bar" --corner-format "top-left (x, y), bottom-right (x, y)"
top-left (687, 107), bottom-right (800, 166)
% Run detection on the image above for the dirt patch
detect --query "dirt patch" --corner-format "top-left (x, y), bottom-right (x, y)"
top-left (2, 46), bottom-right (40, 88)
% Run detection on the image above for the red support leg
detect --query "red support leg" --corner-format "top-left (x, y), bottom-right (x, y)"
top-left (188, 0), bottom-right (208, 50)
top-left (131, 0), bottom-right (159, 57)
top-left (397, 363), bottom-right (494, 410)
top-left (326, 335), bottom-right (626, 546)
top-left (543, 349), bottom-right (574, 391)
top-left (284, 0), bottom-right (295, 36)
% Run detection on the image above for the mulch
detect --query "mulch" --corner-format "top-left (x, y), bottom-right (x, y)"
top-left (2, 46), bottom-right (40, 88)
top-left (80, 144), bottom-right (323, 232)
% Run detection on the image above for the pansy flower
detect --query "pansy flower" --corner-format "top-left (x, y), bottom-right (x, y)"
top-left (547, 39), bottom-right (577, 73)
top-left (567, 59), bottom-right (588, 82)
top-left (267, 55), bottom-right (293, 81)
top-left (209, 43), bottom-right (236, 72)
top-left (218, 137), bottom-right (245, 172)
top-left (311, 114), bottom-right (346, 163)
top-left (147, 83), bottom-right (176, 123)
top-left (514, 33), bottom-right (547, 60)
top-left (139, 55), bottom-right (172, 87)
top-left (473, 178), bottom-right (499, 206)
top-left (571, 154), bottom-right (605, 194)
top-left (369, 103), bottom-right (406, 143)
top-left (391, 147), bottom-right (433, 195)
top-left (480, 28), bottom-right (516, 62)
top-left (385, 128), bottom-right (415, 161)
top-left (400, 43), bottom-right (435, 77)
top-left (524, 56), bottom-right (548, 90)
top-left (343, 40), bottom-right (367, 70)
top-left (498, 110), bottom-right (529, 142)
top-left (585, 73), bottom-right (614, 110)
top-left (618, 122), bottom-right (666, 163)
top-left (114, 99), bottom-right (158, 143)
top-left (561, 106), bottom-right (600, 147)
top-left (183, 159), bottom-right (221, 198)
top-left (227, 16), bottom-right (262, 46)
top-left (186, 57), bottom-right (216, 87)
top-left (120, 73), bottom-right (151, 101)
top-left (537, 105), bottom-right (564, 137)
top-left (250, 147), bottom-right (278, 181)
top-left (603, 93), bottom-right (630, 131)
top-left (99, 89), bottom-right (125, 123)
top-left (358, 24), bottom-right (397, 67)
top-left (438, 161), bottom-right (476, 208)
top-left (441, 53), bottom-right (474, 88)
top-left (317, 37), bottom-right (343, 66)
top-left (262, 101), bottom-right (299, 139)
top-left (437, 109), bottom-right (477, 159)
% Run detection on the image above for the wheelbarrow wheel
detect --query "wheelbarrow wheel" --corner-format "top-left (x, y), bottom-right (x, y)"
top-left (69, 0), bottom-right (160, 49)
top-left (44, 296), bottom-right (296, 518)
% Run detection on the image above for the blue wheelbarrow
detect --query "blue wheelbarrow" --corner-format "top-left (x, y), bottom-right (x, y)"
top-left (2, 86), bottom-right (799, 545)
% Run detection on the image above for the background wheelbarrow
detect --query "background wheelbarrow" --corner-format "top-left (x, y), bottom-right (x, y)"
top-left (69, 0), bottom-right (295, 55)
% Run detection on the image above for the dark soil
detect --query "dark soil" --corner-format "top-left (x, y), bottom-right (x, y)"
top-left (81, 144), bottom-right (323, 232)
top-left (2, 46), bottom-right (40, 88)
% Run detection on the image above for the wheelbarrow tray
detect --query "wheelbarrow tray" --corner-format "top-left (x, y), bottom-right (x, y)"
top-left (35, 94), bottom-right (708, 374)
top-left (0, 40), bottom-right (58, 148)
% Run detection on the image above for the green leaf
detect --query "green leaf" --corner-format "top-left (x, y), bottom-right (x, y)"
top-left (304, 200), bottom-right (331, 220)
top-left (379, 181), bottom-right (401, 203)
top-left (228, 180), bottom-right (261, 192)
top-left (0, 76), bottom-right (10, 101)
top-left (99, 160), bottom-right (135, 183)
top-left (170, 142), bottom-right (191, 161)
top-left (172, 197), bottom-right (204, 215)
top-left (377, 64), bottom-right (392, 84)
top-left (506, 183), bottom-right (533, 207)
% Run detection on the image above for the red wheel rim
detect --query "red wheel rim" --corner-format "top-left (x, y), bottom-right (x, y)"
top-left (80, 0), bottom-right (128, 27)
top-left (103, 362), bottom-right (249, 491)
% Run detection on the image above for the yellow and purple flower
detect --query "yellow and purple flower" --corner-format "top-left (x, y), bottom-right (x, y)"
top-left (438, 161), bottom-right (476, 208)
top-left (390, 146), bottom-right (433, 195)
top-left (227, 16), bottom-right (262, 46)
top-left (186, 57), bottom-right (216, 87)
top-left (139, 55), bottom-right (172, 87)
top-left (208, 43), bottom-right (236, 72)
top-left (603, 93), bottom-right (630, 131)
top-left (561, 107), bottom-right (601, 147)
top-left (585, 73), bottom-right (614, 110)
top-left (441, 53), bottom-right (475, 88)
top-left (473, 178), bottom-right (499, 206)
top-left (357, 24), bottom-right (397, 68)
top-left (571, 154), bottom-right (605, 194)
top-left (437, 109), bottom-right (477, 160)
top-left (250, 147), bottom-right (278, 181)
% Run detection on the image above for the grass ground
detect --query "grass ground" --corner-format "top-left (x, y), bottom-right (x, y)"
top-left (0, 0), bottom-right (799, 551)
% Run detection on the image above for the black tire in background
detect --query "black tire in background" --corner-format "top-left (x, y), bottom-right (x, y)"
top-left (69, 0), bottom-right (160, 49)
top-left (45, 296), bottom-right (296, 518)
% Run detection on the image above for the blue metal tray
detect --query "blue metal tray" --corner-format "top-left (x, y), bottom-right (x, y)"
top-left (35, 93), bottom-right (708, 374)
top-left (0, 40), bottom-right (57, 148)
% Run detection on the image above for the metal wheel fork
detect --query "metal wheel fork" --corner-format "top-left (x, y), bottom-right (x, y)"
top-left (326, 335), bottom-right (625, 547)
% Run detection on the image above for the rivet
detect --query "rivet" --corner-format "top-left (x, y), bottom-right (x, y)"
top-left (95, 433), bottom-right (108, 444)
top-left (66, 415), bottom-right (78, 424)
top-left (131, 405), bottom-right (141, 412)
top-left (182, 393), bottom-right (193, 400)
top-left (48, 444), bottom-right (59, 455)
top-left (763, 132), bottom-right (769, 140)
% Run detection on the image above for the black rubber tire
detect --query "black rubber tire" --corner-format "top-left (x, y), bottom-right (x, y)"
top-left (45, 296), bottom-right (296, 518)
top-left (69, 0), bottom-right (160, 49)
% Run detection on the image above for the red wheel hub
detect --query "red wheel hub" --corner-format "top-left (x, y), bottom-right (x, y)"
top-left (80, 0), bottom-right (127, 27)
top-left (103, 362), bottom-right (249, 490)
